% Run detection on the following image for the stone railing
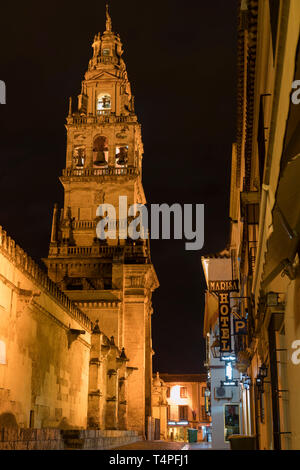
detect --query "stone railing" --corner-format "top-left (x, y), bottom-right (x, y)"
top-left (67, 113), bottom-right (137, 126)
top-left (50, 243), bottom-right (149, 263)
top-left (62, 167), bottom-right (139, 177)
top-left (67, 245), bottom-right (118, 257)
top-left (0, 226), bottom-right (92, 331)
top-left (88, 55), bottom-right (119, 67)
top-left (72, 220), bottom-right (97, 230)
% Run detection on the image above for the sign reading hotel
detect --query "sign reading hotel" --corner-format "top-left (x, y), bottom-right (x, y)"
top-left (208, 279), bottom-right (239, 353)
top-left (219, 292), bottom-right (232, 353)
top-left (208, 279), bottom-right (239, 293)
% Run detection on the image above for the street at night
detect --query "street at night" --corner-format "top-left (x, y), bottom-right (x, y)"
top-left (0, 0), bottom-right (300, 459)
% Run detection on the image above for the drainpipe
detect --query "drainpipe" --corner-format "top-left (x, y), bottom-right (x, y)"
top-left (268, 316), bottom-right (281, 450)
top-left (252, 185), bottom-right (269, 298)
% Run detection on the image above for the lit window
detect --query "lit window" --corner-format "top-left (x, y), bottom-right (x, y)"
top-left (97, 93), bottom-right (111, 115)
top-left (0, 341), bottom-right (6, 365)
top-left (103, 48), bottom-right (110, 56)
top-left (180, 387), bottom-right (187, 398)
top-left (179, 405), bottom-right (188, 420)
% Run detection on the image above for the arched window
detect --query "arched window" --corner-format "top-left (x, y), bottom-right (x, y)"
top-left (97, 93), bottom-right (111, 115)
top-left (93, 136), bottom-right (109, 167)
top-left (115, 146), bottom-right (128, 167)
top-left (73, 146), bottom-right (85, 168)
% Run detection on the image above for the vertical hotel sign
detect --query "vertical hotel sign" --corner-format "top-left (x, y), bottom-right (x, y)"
top-left (218, 292), bottom-right (231, 353)
top-left (208, 280), bottom-right (239, 353)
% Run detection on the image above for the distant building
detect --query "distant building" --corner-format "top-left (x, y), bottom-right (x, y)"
top-left (152, 373), bottom-right (210, 442)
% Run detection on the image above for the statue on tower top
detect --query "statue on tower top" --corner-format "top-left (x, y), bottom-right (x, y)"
top-left (106, 4), bottom-right (112, 32)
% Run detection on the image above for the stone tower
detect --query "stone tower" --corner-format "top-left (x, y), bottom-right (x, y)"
top-left (44, 5), bottom-right (159, 434)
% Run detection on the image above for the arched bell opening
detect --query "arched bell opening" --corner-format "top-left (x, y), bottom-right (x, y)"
top-left (73, 146), bottom-right (85, 168)
top-left (115, 145), bottom-right (128, 167)
top-left (96, 93), bottom-right (111, 116)
top-left (93, 136), bottom-right (109, 167)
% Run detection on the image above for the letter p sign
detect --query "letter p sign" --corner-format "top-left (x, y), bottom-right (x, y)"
top-left (0, 81), bottom-right (6, 104)
top-left (233, 318), bottom-right (247, 335)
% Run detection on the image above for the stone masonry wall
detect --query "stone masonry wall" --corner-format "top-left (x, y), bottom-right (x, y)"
top-left (0, 227), bottom-right (92, 430)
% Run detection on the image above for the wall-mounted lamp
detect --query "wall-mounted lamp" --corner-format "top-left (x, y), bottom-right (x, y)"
top-left (255, 376), bottom-right (264, 393)
top-left (210, 337), bottom-right (220, 359)
top-left (259, 363), bottom-right (268, 379)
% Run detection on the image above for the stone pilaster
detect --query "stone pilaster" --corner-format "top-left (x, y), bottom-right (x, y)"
top-left (87, 321), bottom-right (103, 429)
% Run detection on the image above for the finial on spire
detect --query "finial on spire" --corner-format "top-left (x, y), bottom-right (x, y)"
top-left (105, 4), bottom-right (112, 32)
top-left (68, 97), bottom-right (72, 116)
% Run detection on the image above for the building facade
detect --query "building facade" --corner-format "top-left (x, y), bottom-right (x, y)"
top-left (0, 7), bottom-right (158, 439)
top-left (152, 373), bottom-right (210, 442)
top-left (202, 254), bottom-right (243, 449)
top-left (203, 0), bottom-right (300, 450)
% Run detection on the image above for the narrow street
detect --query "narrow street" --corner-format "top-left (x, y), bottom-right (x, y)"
top-left (112, 441), bottom-right (212, 451)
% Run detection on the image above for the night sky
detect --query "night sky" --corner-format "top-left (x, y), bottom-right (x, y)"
top-left (0, 1), bottom-right (237, 374)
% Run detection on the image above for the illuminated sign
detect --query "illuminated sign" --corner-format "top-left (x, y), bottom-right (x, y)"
top-left (219, 292), bottom-right (232, 353)
top-left (225, 361), bottom-right (233, 381)
top-left (221, 380), bottom-right (239, 387)
top-left (233, 318), bottom-right (247, 335)
top-left (167, 420), bottom-right (189, 426)
top-left (220, 355), bottom-right (236, 362)
top-left (204, 389), bottom-right (211, 415)
top-left (208, 280), bottom-right (239, 293)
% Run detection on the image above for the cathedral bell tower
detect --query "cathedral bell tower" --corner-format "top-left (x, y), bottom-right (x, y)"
top-left (43, 6), bottom-right (159, 434)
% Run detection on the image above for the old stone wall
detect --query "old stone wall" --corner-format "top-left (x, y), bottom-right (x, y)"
top-left (0, 227), bottom-right (92, 430)
top-left (0, 427), bottom-right (63, 450)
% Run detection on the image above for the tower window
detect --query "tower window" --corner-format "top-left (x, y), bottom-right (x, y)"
top-left (97, 93), bottom-right (111, 115)
top-left (115, 146), bottom-right (128, 167)
top-left (73, 146), bottom-right (85, 168)
top-left (103, 48), bottom-right (110, 56)
top-left (93, 136), bottom-right (109, 167)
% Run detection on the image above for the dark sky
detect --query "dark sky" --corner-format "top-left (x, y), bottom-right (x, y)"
top-left (0, 1), bottom-right (237, 374)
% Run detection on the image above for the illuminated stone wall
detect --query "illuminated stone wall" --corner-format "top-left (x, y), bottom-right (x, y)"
top-left (0, 226), bottom-right (92, 430)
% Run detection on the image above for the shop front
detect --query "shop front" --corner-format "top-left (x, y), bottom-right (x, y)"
top-left (167, 420), bottom-right (190, 442)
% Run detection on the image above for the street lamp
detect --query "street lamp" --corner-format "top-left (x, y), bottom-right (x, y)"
top-left (259, 363), bottom-right (268, 379)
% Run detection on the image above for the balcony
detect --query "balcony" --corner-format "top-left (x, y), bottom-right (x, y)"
top-left (62, 167), bottom-right (139, 178)
top-left (67, 113), bottom-right (137, 126)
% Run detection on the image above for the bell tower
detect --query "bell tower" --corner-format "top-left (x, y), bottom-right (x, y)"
top-left (44, 6), bottom-right (159, 434)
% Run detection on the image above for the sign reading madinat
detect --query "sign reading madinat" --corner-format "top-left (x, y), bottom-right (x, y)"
top-left (208, 279), bottom-right (239, 293)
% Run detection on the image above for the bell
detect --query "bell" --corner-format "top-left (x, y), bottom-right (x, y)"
top-left (116, 147), bottom-right (128, 166)
top-left (94, 150), bottom-right (107, 166)
top-left (75, 149), bottom-right (85, 168)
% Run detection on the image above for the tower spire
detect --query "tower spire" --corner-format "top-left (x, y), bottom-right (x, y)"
top-left (105, 4), bottom-right (112, 32)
